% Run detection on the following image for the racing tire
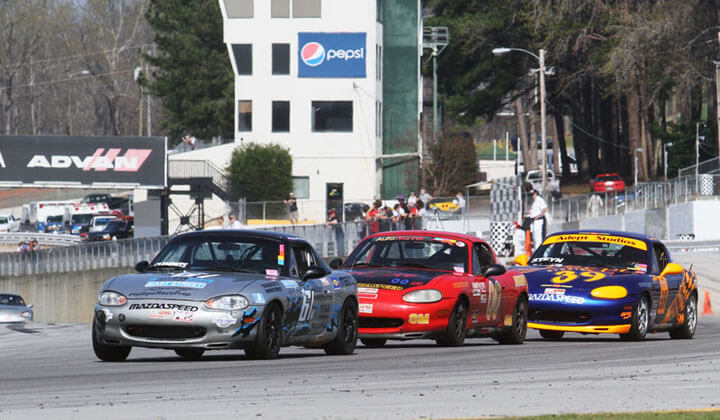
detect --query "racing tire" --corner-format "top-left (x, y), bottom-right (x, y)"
top-left (245, 303), bottom-right (282, 360)
top-left (437, 299), bottom-right (468, 347)
top-left (360, 338), bottom-right (387, 348)
top-left (495, 296), bottom-right (528, 345)
top-left (620, 295), bottom-right (649, 341)
top-left (539, 330), bottom-right (565, 340)
top-left (174, 348), bottom-right (205, 360)
top-left (92, 323), bottom-right (131, 362)
top-left (669, 293), bottom-right (697, 339)
top-left (323, 299), bottom-right (358, 355)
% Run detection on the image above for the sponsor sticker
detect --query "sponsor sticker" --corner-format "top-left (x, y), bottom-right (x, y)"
top-left (280, 280), bottom-right (299, 289)
top-left (359, 303), bottom-right (373, 314)
top-left (529, 294), bottom-right (586, 304)
top-left (174, 311), bottom-right (194, 322)
top-left (148, 309), bottom-right (173, 319)
top-left (453, 281), bottom-right (468, 288)
top-left (543, 288), bottom-right (566, 295)
top-left (542, 233), bottom-right (647, 251)
top-left (145, 280), bottom-right (207, 289)
top-left (252, 293), bottom-right (266, 304)
top-left (471, 311), bottom-right (479, 323)
top-left (129, 303), bottom-right (198, 311)
top-left (453, 265), bottom-right (465, 273)
top-left (331, 277), bottom-right (342, 290)
top-left (266, 269), bottom-right (279, 276)
top-left (278, 244), bottom-right (285, 265)
top-left (357, 282), bottom-right (402, 291)
top-left (504, 314), bottom-right (513, 326)
top-left (320, 278), bottom-right (330, 286)
top-left (357, 287), bottom-right (378, 294)
top-left (408, 313), bottom-right (430, 325)
top-left (513, 275), bottom-right (527, 287)
top-left (472, 289), bottom-right (482, 297)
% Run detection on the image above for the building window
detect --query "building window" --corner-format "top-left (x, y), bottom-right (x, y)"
top-left (232, 44), bottom-right (252, 75)
top-left (238, 100), bottom-right (252, 132)
top-left (292, 176), bottom-right (310, 199)
top-left (312, 101), bottom-right (353, 133)
top-left (376, 0), bottom-right (383, 22)
top-left (376, 101), bottom-right (382, 138)
top-left (376, 45), bottom-right (382, 81)
top-left (272, 44), bottom-right (290, 75)
top-left (293, 0), bottom-right (321, 18)
top-left (224, 0), bottom-right (253, 18)
top-left (272, 101), bottom-right (290, 132)
top-left (271, 0), bottom-right (290, 17)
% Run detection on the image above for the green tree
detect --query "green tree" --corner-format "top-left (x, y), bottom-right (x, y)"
top-left (144, 0), bottom-right (233, 144)
top-left (227, 143), bottom-right (293, 202)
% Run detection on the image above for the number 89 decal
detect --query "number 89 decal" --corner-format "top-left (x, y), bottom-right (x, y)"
top-left (551, 270), bottom-right (606, 284)
top-left (486, 279), bottom-right (501, 321)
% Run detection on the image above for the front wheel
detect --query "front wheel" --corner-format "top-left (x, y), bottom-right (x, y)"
top-left (670, 293), bottom-right (697, 339)
top-left (92, 323), bottom-right (131, 362)
top-left (245, 303), bottom-right (282, 359)
top-left (323, 300), bottom-right (358, 355)
top-left (539, 330), bottom-right (564, 340)
top-left (174, 348), bottom-right (205, 360)
top-left (620, 295), bottom-right (649, 341)
top-left (436, 300), bottom-right (467, 347)
top-left (495, 296), bottom-right (528, 344)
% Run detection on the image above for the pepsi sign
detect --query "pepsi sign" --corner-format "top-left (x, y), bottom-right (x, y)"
top-left (298, 32), bottom-right (366, 78)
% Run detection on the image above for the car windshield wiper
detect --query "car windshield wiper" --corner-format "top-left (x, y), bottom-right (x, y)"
top-left (147, 263), bottom-right (188, 271)
top-left (350, 262), bottom-right (384, 268)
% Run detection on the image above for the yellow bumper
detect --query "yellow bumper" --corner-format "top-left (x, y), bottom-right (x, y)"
top-left (529, 322), bottom-right (631, 334)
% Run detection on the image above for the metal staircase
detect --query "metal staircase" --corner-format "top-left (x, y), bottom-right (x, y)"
top-left (167, 160), bottom-right (233, 232)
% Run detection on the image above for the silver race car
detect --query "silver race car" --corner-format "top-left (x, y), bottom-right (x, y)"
top-left (0, 294), bottom-right (33, 324)
top-left (92, 230), bottom-right (358, 361)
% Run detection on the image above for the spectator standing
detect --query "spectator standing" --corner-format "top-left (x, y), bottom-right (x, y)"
top-left (326, 208), bottom-right (345, 256)
top-left (407, 192), bottom-right (418, 208)
top-left (527, 189), bottom-right (547, 251)
top-left (419, 188), bottom-right (432, 205)
top-left (229, 215), bottom-right (242, 228)
top-left (453, 192), bottom-right (466, 215)
top-left (284, 192), bottom-right (299, 224)
top-left (182, 134), bottom-right (197, 150)
top-left (587, 193), bottom-right (604, 218)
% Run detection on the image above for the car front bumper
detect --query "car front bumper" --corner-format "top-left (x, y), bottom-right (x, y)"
top-left (528, 293), bottom-right (635, 334)
top-left (358, 297), bottom-right (456, 340)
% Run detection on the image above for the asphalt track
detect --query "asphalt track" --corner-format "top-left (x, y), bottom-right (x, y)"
top-left (1, 252), bottom-right (719, 420)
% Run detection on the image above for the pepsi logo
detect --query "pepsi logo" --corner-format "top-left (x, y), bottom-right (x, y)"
top-left (301, 42), bottom-right (326, 67)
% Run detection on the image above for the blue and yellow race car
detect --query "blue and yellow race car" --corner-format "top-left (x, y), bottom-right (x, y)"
top-left (514, 230), bottom-right (697, 341)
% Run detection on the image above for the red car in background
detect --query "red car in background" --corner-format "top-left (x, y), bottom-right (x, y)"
top-left (590, 173), bottom-right (626, 193)
top-left (335, 231), bottom-right (529, 347)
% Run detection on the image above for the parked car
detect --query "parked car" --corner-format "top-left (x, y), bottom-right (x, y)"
top-left (514, 230), bottom-right (697, 341)
top-left (524, 169), bottom-right (562, 199)
top-left (333, 230), bottom-right (528, 347)
top-left (92, 230), bottom-right (358, 361)
top-left (86, 219), bottom-right (134, 241)
top-left (0, 214), bottom-right (20, 232)
top-left (426, 197), bottom-right (459, 219)
top-left (81, 193), bottom-right (127, 212)
top-left (590, 173), bottom-right (626, 193)
top-left (0, 293), bottom-right (33, 324)
top-left (88, 214), bottom-right (118, 233)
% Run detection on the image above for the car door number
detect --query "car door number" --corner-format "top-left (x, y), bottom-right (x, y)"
top-left (298, 289), bottom-right (315, 322)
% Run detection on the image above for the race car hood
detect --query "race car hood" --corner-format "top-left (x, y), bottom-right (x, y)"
top-left (104, 271), bottom-right (290, 301)
top-left (516, 265), bottom-right (648, 293)
top-left (344, 267), bottom-right (458, 291)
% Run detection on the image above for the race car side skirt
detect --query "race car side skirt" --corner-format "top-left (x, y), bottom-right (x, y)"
top-left (528, 322), bottom-right (631, 334)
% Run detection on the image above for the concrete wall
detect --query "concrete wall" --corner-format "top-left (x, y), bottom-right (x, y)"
top-left (579, 213), bottom-right (623, 231)
top-left (0, 267), bottom-right (131, 323)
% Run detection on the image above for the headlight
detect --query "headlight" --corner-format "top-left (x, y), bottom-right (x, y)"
top-left (98, 291), bottom-right (127, 306)
top-left (590, 285), bottom-right (628, 299)
top-left (402, 289), bottom-right (442, 303)
top-left (205, 295), bottom-right (249, 311)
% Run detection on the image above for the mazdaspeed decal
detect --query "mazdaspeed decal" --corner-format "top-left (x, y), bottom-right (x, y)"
top-left (542, 234), bottom-right (647, 250)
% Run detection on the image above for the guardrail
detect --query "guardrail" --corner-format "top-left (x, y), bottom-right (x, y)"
top-left (0, 232), bottom-right (81, 247)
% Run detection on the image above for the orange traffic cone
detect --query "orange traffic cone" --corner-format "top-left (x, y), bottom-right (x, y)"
top-left (525, 230), bottom-right (532, 257)
top-left (702, 291), bottom-right (713, 315)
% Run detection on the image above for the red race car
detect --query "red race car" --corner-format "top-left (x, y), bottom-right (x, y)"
top-left (336, 231), bottom-right (528, 347)
top-left (590, 173), bottom-right (626, 193)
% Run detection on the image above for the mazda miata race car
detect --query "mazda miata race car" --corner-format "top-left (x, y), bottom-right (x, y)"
top-left (93, 230), bottom-right (358, 361)
top-left (334, 231), bottom-right (529, 347)
top-left (0, 293), bottom-right (33, 324)
top-left (514, 230), bottom-right (697, 340)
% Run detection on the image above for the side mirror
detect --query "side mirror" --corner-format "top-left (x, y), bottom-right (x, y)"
top-left (27, 304), bottom-right (33, 310)
top-left (483, 264), bottom-right (507, 277)
top-left (328, 258), bottom-right (343, 269)
top-left (660, 262), bottom-right (683, 277)
top-left (135, 261), bottom-right (149, 273)
top-left (513, 254), bottom-right (529, 266)
top-left (302, 265), bottom-right (329, 281)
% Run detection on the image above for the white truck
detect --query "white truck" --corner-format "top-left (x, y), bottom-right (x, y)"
top-left (0, 214), bottom-right (21, 232)
top-left (21, 201), bottom-right (75, 232)
top-left (524, 169), bottom-right (562, 199)
top-left (64, 202), bottom-right (110, 235)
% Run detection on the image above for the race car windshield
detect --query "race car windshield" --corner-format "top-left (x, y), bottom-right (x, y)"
top-left (530, 240), bottom-right (648, 270)
top-left (151, 236), bottom-right (287, 276)
top-left (344, 236), bottom-right (468, 272)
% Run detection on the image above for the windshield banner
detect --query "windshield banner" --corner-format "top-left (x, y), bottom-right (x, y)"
top-left (542, 233), bottom-right (647, 250)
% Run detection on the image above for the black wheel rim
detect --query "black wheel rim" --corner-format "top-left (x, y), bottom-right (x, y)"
top-left (343, 306), bottom-right (357, 346)
top-left (515, 299), bottom-right (527, 337)
top-left (637, 297), bottom-right (649, 336)
top-left (266, 308), bottom-right (280, 352)
top-left (454, 305), bottom-right (467, 340)
top-left (687, 295), bottom-right (697, 333)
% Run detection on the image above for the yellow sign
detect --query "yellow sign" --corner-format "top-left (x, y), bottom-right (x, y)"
top-left (429, 201), bottom-right (458, 212)
top-left (408, 313), bottom-right (430, 324)
top-left (542, 233), bottom-right (647, 251)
